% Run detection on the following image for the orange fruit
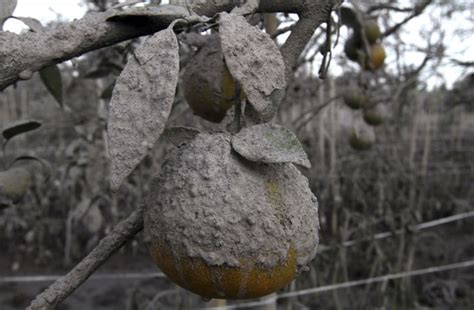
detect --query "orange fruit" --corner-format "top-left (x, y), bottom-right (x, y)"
top-left (182, 35), bottom-right (241, 123)
top-left (343, 88), bottom-right (370, 110)
top-left (144, 133), bottom-right (319, 299)
top-left (349, 121), bottom-right (376, 151)
top-left (364, 20), bottom-right (382, 44)
top-left (363, 104), bottom-right (387, 126)
top-left (363, 43), bottom-right (386, 70)
top-left (149, 240), bottom-right (297, 299)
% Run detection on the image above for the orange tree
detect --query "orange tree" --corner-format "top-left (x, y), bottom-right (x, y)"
top-left (0, 0), bottom-right (342, 309)
top-left (2, 0), bottom-right (470, 308)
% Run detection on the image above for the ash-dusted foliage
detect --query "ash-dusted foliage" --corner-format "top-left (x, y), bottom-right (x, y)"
top-left (219, 12), bottom-right (286, 121)
top-left (107, 28), bottom-right (179, 191)
top-left (231, 123), bottom-right (311, 168)
top-left (162, 126), bottom-right (200, 147)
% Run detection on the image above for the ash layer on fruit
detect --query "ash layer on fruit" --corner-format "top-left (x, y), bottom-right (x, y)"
top-left (145, 133), bottom-right (319, 271)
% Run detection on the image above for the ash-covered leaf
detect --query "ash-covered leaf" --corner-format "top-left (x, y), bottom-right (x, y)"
top-left (2, 120), bottom-right (41, 142)
top-left (231, 123), bottom-right (311, 168)
top-left (11, 16), bottom-right (43, 32)
top-left (219, 12), bottom-right (286, 121)
top-left (107, 28), bottom-right (179, 191)
top-left (340, 6), bottom-right (362, 29)
top-left (106, 5), bottom-right (189, 24)
top-left (0, 0), bottom-right (17, 29)
top-left (162, 127), bottom-right (200, 147)
top-left (39, 64), bottom-right (63, 107)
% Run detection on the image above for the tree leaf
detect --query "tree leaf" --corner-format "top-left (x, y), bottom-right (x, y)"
top-left (162, 126), bottom-right (200, 146)
top-left (231, 123), bottom-right (311, 168)
top-left (39, 64), bottom-right (63, 107)
top-left (340, 6), bottom-right (362, 29)
top-left (106, 5), bottom-right (189, 24)
top-left (219, 12), bottom-right (286, 121)
top-left (2, 120), bottom-right (42, 142)
top-left (0, 0), bottom-right (17, 30)
top-left (10, 16), bottom-right (44, 32)
top-left (107, 27), bottom-right (179, 191)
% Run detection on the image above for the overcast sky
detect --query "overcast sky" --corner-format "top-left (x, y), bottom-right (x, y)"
top-left (4, 0), bottom-right (85, 27)
top-left (4, 0), bottom-right (472, 88)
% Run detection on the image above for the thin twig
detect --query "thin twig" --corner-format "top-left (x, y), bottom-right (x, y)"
top-left (270, 24), bottom-right (295, 39)
top-left (295, 96), bottom-right (340, 132)
top-left (449, 58), bottom-right (474, 67)
top-left (382, 0), bottom-right (434, 38)
top-left (318, 12), bottom-right (332, 79)
top-left (367, 4), bottom-right (413, 14)
top-left (27, 205), bottom-right (144, 310)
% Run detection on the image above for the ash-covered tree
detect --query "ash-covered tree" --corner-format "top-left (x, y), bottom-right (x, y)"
top-left (1, 0), bottom-right (341, 309)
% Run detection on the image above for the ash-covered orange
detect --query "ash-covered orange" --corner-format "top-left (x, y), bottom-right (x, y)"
top-left (144, 133), bottom-right (319, 300)
top-left (364, 43), bottom-right (386, 70)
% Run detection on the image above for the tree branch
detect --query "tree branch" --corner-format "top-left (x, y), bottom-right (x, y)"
top-left (367, 4), bottom-right (413, 14)
top-left (295, 95), bottom-right (340, 133)
top-left (0, 0), bottom-right (338, 91)
top-left (280, 1), bottom-right (339, 79)
top-left (0, 9), bottom-right (182, 91)
top-left (270, 24), bottom-right (295, 39)
top-left (382, 0), bottom-right (434, 38)
top-left (450, 58), bottom-right (474, 67)
top-left (27, 205), bottom-right (144, 310)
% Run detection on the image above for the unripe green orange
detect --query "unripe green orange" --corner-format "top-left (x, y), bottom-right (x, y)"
top-left (349, 121), bottom-right (376, 151)
top-left (364, 20), bottom-right (382, 44)
top-left (343, 88), bottom-right (370, 110)
top-left (362, 43), bottom-right (386, 70)
top-left (363, 104), bottom-right (387, 126)
top-left (182, 35), bottom-right (241, 123)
